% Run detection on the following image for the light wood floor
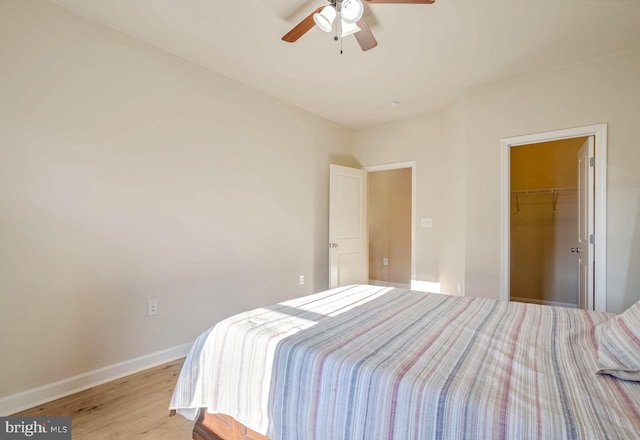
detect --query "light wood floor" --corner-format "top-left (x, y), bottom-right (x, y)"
top-left (14, 359), bottom-right (194, 439)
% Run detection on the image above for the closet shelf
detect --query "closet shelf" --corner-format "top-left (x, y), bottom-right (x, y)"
top-left (511, 187), bottom-right (577, 214)
top-left (511, 187), bottom-right (577, 195)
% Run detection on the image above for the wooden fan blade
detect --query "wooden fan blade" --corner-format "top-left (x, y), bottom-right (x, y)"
top-left (282, 6), bottom-right (324, 42)
top-left (354, 18), bottom-right (378, 51)
top-left (364, 0), bottom-right (435, 4)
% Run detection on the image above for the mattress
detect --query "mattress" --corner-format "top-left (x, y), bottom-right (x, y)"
top-left (170, 284), bottom-right (640, 439)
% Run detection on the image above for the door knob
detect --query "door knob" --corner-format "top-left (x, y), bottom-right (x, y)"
top-left (329, 242), bottom-right (339, 248)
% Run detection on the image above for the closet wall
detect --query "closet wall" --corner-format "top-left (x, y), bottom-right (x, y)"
top-left (510, 137), bottom-right (586, 307)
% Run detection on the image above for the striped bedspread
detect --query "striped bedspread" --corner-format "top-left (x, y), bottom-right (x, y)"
top-left (170, 285), bottom-right (640, 439)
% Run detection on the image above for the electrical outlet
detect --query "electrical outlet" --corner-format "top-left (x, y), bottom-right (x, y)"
top-left (147, 299), bottom-right (158, 316)
top-left (299, 275), bottom-right (305, 285)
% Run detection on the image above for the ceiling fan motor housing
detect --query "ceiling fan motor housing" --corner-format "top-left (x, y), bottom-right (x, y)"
top-left (282, 0), bottom-right (436, 51)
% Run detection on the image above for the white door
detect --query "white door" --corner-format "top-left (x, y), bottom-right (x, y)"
top-left (577, 136), bottom-right (595, 310)
top-left (329, 164), bottom-right (368, 288)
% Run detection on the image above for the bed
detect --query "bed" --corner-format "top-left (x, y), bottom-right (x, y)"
top-left (170, 284), bottom-right (640, 439)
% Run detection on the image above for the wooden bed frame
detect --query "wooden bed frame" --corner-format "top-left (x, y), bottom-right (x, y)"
top-left (193, 412), bottom-right (270, 440)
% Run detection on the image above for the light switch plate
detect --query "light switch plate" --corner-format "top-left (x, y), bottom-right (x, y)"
top-left (421, 218), bottom-right (433, 228)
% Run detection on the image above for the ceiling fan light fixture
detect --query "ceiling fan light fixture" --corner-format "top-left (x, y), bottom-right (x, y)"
top-left (341, 0), bottom-right (364, 24)
top-left (341, 20), bottom-right (361, 37)
top-left (313, 6), bottom-right (337, 33)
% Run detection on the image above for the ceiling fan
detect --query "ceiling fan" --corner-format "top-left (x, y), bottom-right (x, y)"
top-left (282, 0), bottom-right (436, 52)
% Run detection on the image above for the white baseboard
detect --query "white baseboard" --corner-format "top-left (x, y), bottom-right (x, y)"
top-left (369, 279), bottom-right (411, 289)
top-left (0, 342), bottom-right (192, 416)
top-left (510, 296), bottom-right (578, 309)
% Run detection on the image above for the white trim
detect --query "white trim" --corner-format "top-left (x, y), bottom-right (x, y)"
top-left (364, 161), bottom-right (417, 283)
top-left (500, 123), bottom-right (607, 311)
top-left (0, 342), bottom-right (192, 416)
top-left (364, 161), bottom-right (416, 172)
top-left (410, 280), bottom-right (442, 294)
top-left (368, 279), bottom-right (411, 289)
top-left (510, 297), bottom-right (578, 309)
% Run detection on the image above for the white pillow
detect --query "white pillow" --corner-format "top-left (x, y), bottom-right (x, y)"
top-left (595, 300), bottom-right (640, 381)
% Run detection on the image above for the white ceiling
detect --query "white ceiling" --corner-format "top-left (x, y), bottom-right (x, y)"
top-left (48, 0), bottom-right (640, 129)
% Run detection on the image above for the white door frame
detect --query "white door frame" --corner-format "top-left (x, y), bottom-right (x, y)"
top-left (500, 124), bottom-right (607, 311)
top-left (364, 161), bottom-right (417, 285)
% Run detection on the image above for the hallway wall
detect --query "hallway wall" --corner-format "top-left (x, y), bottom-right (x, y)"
top-left (368, 168), bottom-right (412, 285)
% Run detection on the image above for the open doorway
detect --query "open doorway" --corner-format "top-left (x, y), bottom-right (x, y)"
top-left (368, 168), bottom-right (412, 288)
top-left (509, 138), bottom-right (586, 308)
top-left (364, 162), bottom-right (415, 289)
top-left (328, 162), bottom-right (415, 289)
top-left (500, 124), bottom-right (607, 312)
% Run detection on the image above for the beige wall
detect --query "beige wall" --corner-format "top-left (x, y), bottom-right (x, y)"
top-left (354, 114), bottom-right (445, 289)
top-left (356, 48), bottom-right (640, 313)
top-left (368, 168), bottom-right (412, 285)
top-left (510, 139), bottom-right (584, 191)
top-left (438, 98), bottom-right (467, 296)
top-left (354, 101), bottom-right (468, 296)
top-left (0, 0), bottom-right (354, 398)
top-left (464, 49), bottom-right (640, 313)
top-left (510, 138), bottom-right (584, 306)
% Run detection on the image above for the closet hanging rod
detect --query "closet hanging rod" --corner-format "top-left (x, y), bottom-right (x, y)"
top-left (511, 186), bottom-right (577, 196)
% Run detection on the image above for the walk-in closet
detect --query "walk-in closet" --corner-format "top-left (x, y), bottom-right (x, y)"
top-left (510, 137), bottom-right (588, 308)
